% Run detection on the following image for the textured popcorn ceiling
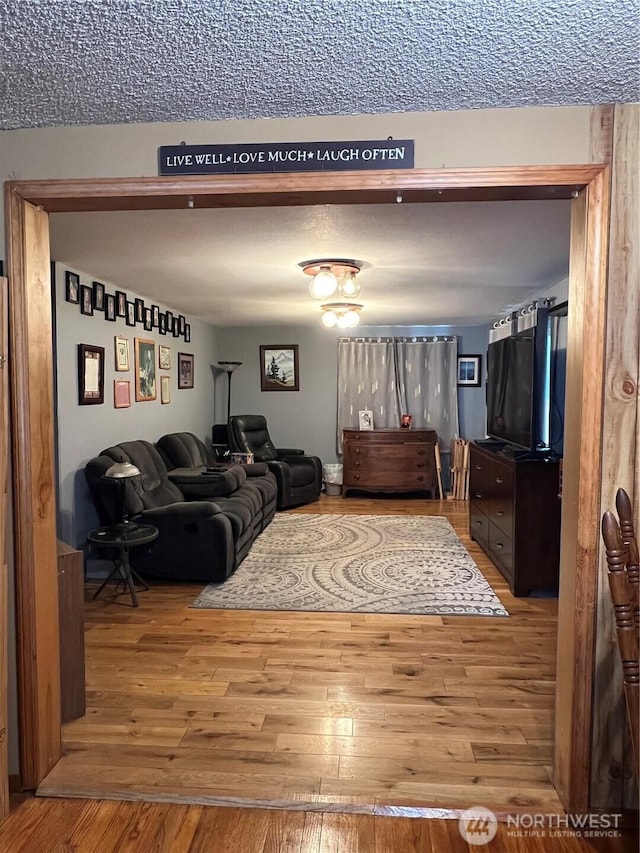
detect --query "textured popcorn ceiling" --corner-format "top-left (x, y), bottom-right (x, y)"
top-left (0, 0), bottom-right (638, 130)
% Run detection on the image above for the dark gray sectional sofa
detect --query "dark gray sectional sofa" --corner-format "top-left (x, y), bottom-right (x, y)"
top-left (85, 432), bottom-right (277, 583)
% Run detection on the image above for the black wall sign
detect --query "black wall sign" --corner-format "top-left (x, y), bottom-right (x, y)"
top-left (158, 140), bottom-right (414, 176)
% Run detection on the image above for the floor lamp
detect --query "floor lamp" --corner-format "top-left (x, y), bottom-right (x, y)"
top-left (213, 361), bottom-right (242, 448)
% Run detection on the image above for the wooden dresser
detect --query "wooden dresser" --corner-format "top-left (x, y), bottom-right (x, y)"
top-left (342, 429), bottom-right (437, 497)
top-left (469, 442), bottom-right (561, 596)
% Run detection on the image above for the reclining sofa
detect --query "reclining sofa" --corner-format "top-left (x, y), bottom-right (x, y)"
top-left (85, 434), bottom-right (277, 583)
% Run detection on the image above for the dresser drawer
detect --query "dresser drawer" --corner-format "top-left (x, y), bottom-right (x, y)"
top-left (469, 504), bottom-right (489, 547)
top-left (489, 523), bottom-right (514, 580)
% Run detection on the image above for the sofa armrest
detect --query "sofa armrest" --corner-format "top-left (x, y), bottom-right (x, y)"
top-left (136, 501), bottom-right (224, 521)
top-left (275, 447), bottom-right (305, 456)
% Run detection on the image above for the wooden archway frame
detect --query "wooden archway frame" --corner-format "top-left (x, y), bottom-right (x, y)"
top-left (4, 165), bottom-right (610, 811)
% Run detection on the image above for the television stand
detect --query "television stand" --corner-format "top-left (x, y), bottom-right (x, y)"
top-left (469, 442), bottom-right (562, 597)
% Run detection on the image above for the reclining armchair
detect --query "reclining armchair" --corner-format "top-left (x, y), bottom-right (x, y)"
top-left (228, 415), bottom-right (322, 509)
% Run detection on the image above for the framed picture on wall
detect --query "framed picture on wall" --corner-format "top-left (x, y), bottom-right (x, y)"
top-left (80, 285), bottom-right (93, 316)
top-left (65, 271), bottom-right (80, 304)
top-left (178, 352), bottom-right (194, 389)
top-left (144, 306), bottom-right (153, 331)
top-left (113, 379), bottom-right (131, 409)
top-left (457, 354), bottom-right (482, 387)
top-left (115, 290), bottom-right (127, 317)
top-left (159, 313), bottom-right (167, 335)
top-left (259, 345), bottom-right (299, 391)
top-left (160, 375), bottom-right (171, 404)
top-left (77, 343), bottom-right (104, 405)
top-left (152, 304), bottom-right (160, 327)
top-left (92, 281), bottom-right (105, 311)
top-left (126, 301), bottom-right (136, 327)
top-left (135, 298), bottom-right (145, 323)
top-left (105, 293), bottom-right (116, 321)
top-left (184, 323), bottom-right (191, 343)
top-left (158, 344), bottom-right (171, 370)
top-left (135, 338), bottom-right (157, 401)
top-left (115, 336), bottom-right (130, 371)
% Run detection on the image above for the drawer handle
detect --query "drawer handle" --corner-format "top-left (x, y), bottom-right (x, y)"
top-left (475, 464), bottom-right (482, 470)
top-left (474, 492), bottom-right (482, 499)
top-left (494, 542), bottom-right (504, 549)
top-left (495, 477), bottom-right (503, 484)
top-left (495, 510), bottom-right (503, 517)
top-left (354, 461), bottom-right (360, 468)
top-left (354, 448), bottom-right (360, 454)
top-left (417, 475), bottom-right (424, 481)
top-left (473, 520), bottom-right (483, 527)
top-left (353, 474), bottom-right (360, 480)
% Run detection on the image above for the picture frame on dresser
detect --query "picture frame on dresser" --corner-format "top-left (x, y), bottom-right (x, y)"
top-left (358, 410), bottom-right (374, 430)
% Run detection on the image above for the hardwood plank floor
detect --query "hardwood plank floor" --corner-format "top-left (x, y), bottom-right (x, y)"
top-left (3, 793), bottom-right (636, 852)
top-left (38, 495), bottom-right (568, 814)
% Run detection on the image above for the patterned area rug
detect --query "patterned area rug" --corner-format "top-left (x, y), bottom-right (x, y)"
top-left (191, 514), bottom-right (508, 617)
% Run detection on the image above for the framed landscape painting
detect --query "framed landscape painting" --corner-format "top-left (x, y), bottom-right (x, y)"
top-left (260, 345), bottom-right (299, 391)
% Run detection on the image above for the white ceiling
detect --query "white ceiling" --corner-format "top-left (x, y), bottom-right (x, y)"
top-left (50, 199), bottom-right (571, 328)
top-left (7, 1), bottom-right (606, 327)
top-left (1, 1), bottom-right (638, 130)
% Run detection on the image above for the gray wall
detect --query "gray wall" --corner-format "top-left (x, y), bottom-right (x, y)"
top-left (54, 262), bottom-right (218, 549)
top-left (215, 322), bottom-right (491, 467)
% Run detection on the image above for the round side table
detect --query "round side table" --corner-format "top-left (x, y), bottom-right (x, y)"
top-left (87, 522), bottom-right (158, 607)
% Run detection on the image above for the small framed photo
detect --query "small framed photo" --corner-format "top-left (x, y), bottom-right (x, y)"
top-left (260, 345), bottom-right (299, 391)
top-left (65, 271), bottom-right (80, 304)
top-left (144, 306), bottom-right (153, 331)
top-left (184, 323), bottom-right (191, 343)
top-left (135, 337), bottom-right (157, 401)
top-left (113, 379), bottom-right (131, 409)
top-left (160, 375), bottom-right (171, 404)
top-left (178, 352), bottom-right (194, 389)
top-left (80, 284), bottom-right (93, 316)
top-left (159, 313), bottom-right (167, 335)
top-left (135, 298), bottom-right (145, 323)
top-left (178, 314), bottom-right (186, 334)
top-left (165, 311), bottom-right (174, 333)
top-left (358, 409), bottom-right (374, 430)
top-left (92, 281), bottom-right (105, 311)
top-left (172, 319), bottom-right (181, 338)
top-left (126, 301), bottom-right (136, 327)
top-left (77, 343), bottom-right (104, 405)
top-left (457, 354), bottom-right (482, 387)
top-left (158, 344), bottom-right (171, 370)
top-left (115, 335), bottom-right (130, 371)
top-left (115, 290), bottom-right (127, 317)
top-left (105, 293), bottom-right (116, 321)
top-left (152, 304), bottom-right (160, 327)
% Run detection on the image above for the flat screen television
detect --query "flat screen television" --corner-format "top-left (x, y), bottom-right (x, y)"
top-left (486, 328), bottom-right (537, 451)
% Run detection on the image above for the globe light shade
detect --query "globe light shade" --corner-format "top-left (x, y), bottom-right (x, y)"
top-left (321, 309), bottom-right (338, 327)
top-left (308, 266), bottom-right (338, 299)
top-left (339, 271), bottom-right (361, 298)
top-left (342, 309), bottom-right (361, 327)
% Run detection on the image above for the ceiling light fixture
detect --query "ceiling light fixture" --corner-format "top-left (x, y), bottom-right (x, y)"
top-left (299, 258), bottom-right (363, 300)
top-left (299, 258), bottom-right (366, 327)
top-left (320, 302), bottom-right (363, 328)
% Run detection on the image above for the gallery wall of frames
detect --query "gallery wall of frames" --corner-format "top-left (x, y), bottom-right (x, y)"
top-left (64, 269), bottom-right (194, 408)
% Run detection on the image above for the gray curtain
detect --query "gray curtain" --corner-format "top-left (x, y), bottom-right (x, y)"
top-left (395, 338), bottom-right (459, 451)
top-left (336, 339), bottom-right (400, 452)
top-left (336, 336), bottom-right (459, 453)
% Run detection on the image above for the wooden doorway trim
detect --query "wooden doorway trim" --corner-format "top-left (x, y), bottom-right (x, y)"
top-left (4, 167), bottom-right (610, 810)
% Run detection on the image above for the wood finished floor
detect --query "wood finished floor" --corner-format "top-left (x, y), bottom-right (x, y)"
top-left (40, 496), bottom-right (563, 817)
top-left (3, 793), bottom-right (637, 853)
